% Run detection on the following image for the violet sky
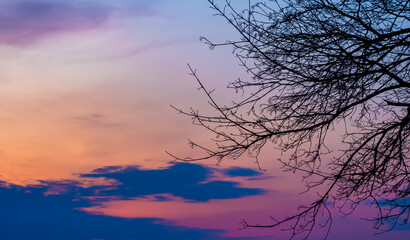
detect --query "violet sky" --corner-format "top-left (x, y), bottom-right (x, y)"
top-left (0, 0), bottom-right (408, 239)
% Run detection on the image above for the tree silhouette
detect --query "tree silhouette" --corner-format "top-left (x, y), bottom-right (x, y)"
top-left (170, 0), bottom-right (409, 238)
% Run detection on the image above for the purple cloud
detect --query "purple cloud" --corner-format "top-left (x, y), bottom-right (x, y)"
top-left (0, 1), bottom-right (110, 46)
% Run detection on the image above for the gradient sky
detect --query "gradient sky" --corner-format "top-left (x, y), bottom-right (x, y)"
top-left (0, 0), bottom-right (408, 239)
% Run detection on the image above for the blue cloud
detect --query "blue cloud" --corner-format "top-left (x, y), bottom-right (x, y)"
top-left (82, 163), bottom-right (265, 202)
top-left (0, 162), bottom-right (268, 240)
top-left (0, 181), bottom-right (261, 240)
top-left (224, 167), bottom-right (263, 177)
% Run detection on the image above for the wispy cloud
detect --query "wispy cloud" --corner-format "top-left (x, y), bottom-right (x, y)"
top-left (0, 0), bottom-right (156, 46)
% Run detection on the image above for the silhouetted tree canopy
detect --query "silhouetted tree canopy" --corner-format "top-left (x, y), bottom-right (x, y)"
top-left (170, 0), bottom-right (409, 238)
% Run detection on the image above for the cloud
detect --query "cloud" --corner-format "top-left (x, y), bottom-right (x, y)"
top-left (82, 163), bottom-right (265, 202)
top-left (0, 0), bottom-right (157, 46)
top-left (0, 181), bottom-right (250, 240)
top-left (0, 162), bottom-right (269, 239)
top-left (0, 1), bottom-right (111, 46)
top-left (223, 167), bottom-right (263, 177)
top-left (71, 113), bottom-right (121, 128)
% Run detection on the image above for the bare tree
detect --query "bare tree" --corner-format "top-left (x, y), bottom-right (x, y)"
top-left (169, 0), bottom-right (410, 238)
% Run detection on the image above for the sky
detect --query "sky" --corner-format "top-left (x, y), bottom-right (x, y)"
top-left (0, 0), bottom-right (408, 239)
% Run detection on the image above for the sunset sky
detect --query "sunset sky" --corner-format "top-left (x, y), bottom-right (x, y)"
top-left (0, 0), bottom-right (408, 239)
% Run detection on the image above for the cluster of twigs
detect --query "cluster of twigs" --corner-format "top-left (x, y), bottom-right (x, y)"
top-left (169, 0), bottom-right (409, 238)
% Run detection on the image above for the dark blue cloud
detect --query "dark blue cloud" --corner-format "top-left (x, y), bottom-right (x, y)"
top-left (374, 197), bottom-right (410, 231)
top-left (223, 167), bottom-right (263, 177)
top-left (0, 162), bottom-right (268, 239)
top-left (0, 181), bottom-right (261, 240)
top-left (0, 163), bottom-right (268, 239)
top-left (82, 163), bottom-right (265, 202)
